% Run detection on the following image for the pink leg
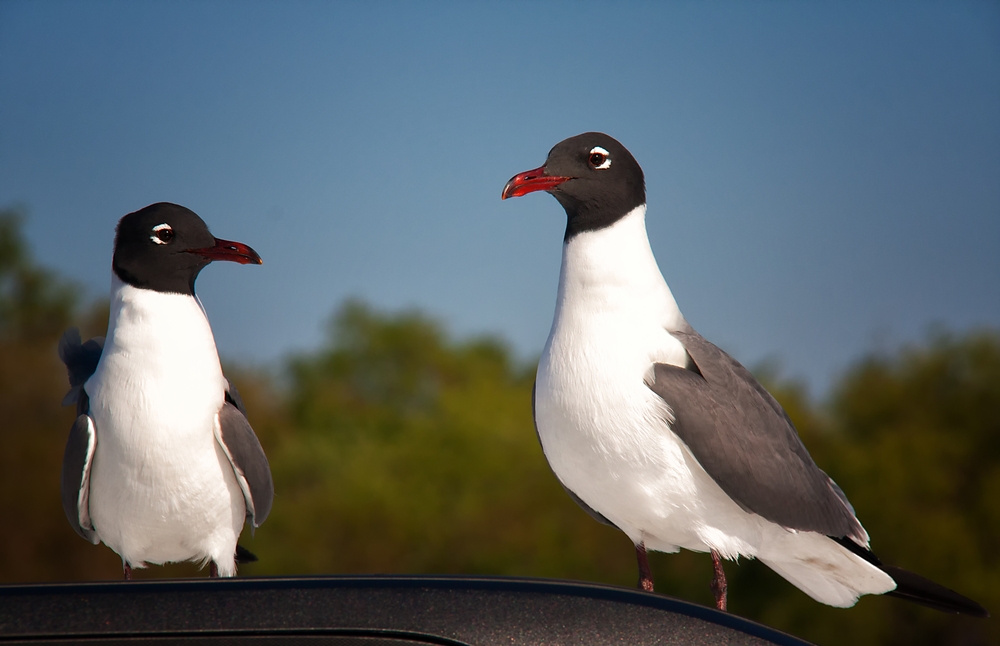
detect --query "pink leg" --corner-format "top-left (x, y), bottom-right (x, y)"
top-left (209, 561), bottom-right (219, 578)
top-left (635, 542), bottom-right (654, 592)
top-left (123, 563), bottom-right (133, 580)
top-left (710, 549), bottom-right (728, 611)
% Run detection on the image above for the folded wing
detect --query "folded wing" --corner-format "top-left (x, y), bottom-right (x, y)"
top-left (60, 414), bottom-right (99, 544)
top-left (646, 329), bottom-right (865, 542)
top-left (215, 395), bottom-right (274, 529)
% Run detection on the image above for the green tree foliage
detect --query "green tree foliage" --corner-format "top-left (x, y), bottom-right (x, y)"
top-left (0, 207), bottom-right (115, 581)
top-left (250, 299), bottom-right (634, 582)
top-left (0, 209), bottom-right (995, 644)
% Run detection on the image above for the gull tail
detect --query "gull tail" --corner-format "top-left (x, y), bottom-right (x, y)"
top-left (832, 537), bottom-right (988, 617)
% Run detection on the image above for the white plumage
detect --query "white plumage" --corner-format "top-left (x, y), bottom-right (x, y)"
top-left (85, 275), bottom-right (245, 576)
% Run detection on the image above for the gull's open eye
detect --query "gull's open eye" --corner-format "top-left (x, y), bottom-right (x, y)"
top-left (151, 223), bottom-right (174, 245)
top-left (588, 146), bottom-right (611, 170)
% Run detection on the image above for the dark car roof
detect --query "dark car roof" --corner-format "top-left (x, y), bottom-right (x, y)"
top-left (0, 575), bottom-right (812, 645)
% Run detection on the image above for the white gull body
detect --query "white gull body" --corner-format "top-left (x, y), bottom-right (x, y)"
top-left (85, 274), bottom-right (245, 576)
top-left (533, 204), bottom-right (895, 607)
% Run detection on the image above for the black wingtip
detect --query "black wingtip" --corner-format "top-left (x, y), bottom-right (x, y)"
top-left (830, 537), bottom-right (988, 617)
top-left (57, 328), bottom-right (83, 364)
top-left (883, 566), bottom-right (989, 618)
top-left (57, 328), bottom-right (104, 400)
top-left (235, 545), bottom-right (258, 564)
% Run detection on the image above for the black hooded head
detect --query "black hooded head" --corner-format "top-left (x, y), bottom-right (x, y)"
top-left (112, 202), bottom-right (261, 295)
top-left (502, 132), bottom-right (646, 240)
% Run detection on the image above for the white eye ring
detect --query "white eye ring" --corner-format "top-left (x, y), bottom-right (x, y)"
top-left (150, 223), bottom-right (174, 245)
top-left (589, 146), bottom-right (611, 170)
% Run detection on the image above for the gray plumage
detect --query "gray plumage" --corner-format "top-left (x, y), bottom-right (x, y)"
top-left (216, 402), bottom-right (273, 528)
top-left (224, 378), bottom-right (248, 417)
top-left (59, 413), bottom-right (98, 544)
top-left (646, 329), bottom-right (865, 543)
top-left (58, 330), bottom-right (100, 544)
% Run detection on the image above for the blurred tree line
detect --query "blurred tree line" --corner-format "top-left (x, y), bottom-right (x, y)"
top-left (1, 207), bottom-right (996, 645)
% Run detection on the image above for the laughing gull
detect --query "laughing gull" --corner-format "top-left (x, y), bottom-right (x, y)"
top-left (501, 132), bottom-right (987, 616)
top-left (59, 202), bottom-right (273, 579)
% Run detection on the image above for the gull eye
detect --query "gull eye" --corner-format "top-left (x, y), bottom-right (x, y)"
top-left (588, 146), bottom-right (611, 170)
top-left (151, 223), bottom-right (174, 245)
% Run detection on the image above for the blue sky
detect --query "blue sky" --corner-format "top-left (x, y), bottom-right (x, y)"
top-left (2, 1), bottom-right (998, 396)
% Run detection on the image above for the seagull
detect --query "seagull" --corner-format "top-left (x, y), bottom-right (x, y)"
top-left (501, 132), bottom-right (987, 616)
top-left (58, 202), bottom-right (274, 579)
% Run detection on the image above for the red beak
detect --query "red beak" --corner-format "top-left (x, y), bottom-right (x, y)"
top-left (501, 165), bottom-right (573, 200)
top-left (187, 238), bottom-right (263, 265)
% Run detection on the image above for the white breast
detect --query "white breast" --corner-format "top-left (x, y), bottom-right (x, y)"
top-left (85, 274), bottom-right (243, 571)
top-left (535, 206), bottom-right (762, 557)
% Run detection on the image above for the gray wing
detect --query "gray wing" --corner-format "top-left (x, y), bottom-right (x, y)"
top-left (224, 377), bottom-right (248, 417)
top-left (60, 413), bottom-right (99, 544)
top-left (215, 401), bottom-right (273, 528)
top-left (646, 329), bottom-right (865, 542)
top-left (58, 328), bottom-right (104, 410)
top-left (532, 381), bottom-right (618, 529)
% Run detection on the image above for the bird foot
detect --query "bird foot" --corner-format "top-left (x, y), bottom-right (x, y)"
top-left (123, 563), bottom-right (133, 581)
top-left (209, 561), bottom-right (219, 578)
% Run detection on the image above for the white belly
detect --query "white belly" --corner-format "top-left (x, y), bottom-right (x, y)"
top-left (535, 321), bottom-right (770, 559)
top-left (84, 277), bottom-right (244, 571)
top-left (87, 411), bottom-right (245, 568)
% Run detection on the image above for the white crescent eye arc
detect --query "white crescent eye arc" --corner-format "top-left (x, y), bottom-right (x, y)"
top-left (589, 146), bottom-right (612, 170)
top-left (150, 223), bottom-right (174, 245)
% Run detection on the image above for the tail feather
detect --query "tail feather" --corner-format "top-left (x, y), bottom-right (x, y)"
top-left (831, 536), bottom-right (988, 617)
top-left (883, 566), bottom-right (988, 617)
